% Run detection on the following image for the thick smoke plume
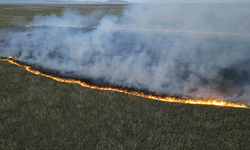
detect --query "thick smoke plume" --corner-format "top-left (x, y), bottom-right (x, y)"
top-left (1, 4), bottom-right (250, 105)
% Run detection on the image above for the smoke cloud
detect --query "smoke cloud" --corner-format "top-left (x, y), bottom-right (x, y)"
top-left (1, 3), bottom-right (250, 105)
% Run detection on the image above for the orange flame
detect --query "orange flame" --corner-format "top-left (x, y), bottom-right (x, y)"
top-left (24, 24), bottom-right (250, 36)
top-left (0, 56), bottom-right (249, 109)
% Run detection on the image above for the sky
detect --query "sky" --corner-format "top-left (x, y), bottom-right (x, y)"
top-left (1, 0), bottom-right (250, 3)
top-left (77, 0), bottom-right (250, 3)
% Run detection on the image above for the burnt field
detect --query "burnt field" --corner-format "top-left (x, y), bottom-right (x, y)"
top-left (0, 4), bottom-right (250, 150)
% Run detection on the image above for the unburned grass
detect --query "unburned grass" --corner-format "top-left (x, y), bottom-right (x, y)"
top-left (0, 59), bottom-right (250, 150)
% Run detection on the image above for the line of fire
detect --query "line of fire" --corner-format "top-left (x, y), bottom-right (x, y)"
top-left (0, 56), bottom-right (249, 109)
top-left (24, 24), bottom-right (250, 36)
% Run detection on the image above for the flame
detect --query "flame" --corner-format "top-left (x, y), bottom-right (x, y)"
top-left (24, 24), bottom-right (250, 36)
top-left (0, 56), bottom-right (249, 109)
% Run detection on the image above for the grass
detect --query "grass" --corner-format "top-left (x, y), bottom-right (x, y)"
top-left (0, 4), bottom-right (125, 29)
top-left (0, 4), bottom-right (250, 150)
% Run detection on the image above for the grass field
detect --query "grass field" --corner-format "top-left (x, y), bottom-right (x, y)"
top-left (0, 4), bottom-right (250, 150)
top-left (0, 4), bottom-right (125, 29)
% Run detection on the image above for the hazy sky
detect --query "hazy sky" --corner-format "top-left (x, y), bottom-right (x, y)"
top-left (0, 0), bottom-right (249, 3)
top-left (77, 0), bottom-right (250, 3)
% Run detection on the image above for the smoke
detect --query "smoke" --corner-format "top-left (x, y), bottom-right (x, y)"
top-left (1, 3), bottom-right (250, 105)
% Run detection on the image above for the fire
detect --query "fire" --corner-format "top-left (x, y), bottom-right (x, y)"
top-left (24, 24), bottom-right (250, 36)
top-left (0, 56), bottom-right (249, 109)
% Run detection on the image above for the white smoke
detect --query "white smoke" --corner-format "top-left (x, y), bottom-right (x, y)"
top-left (1, 3), bottom-right (250, 105)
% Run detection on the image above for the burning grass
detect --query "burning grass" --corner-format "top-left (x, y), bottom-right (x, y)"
top-left (1, 56), bottom-right (248, 109)
top-left (25, 24), bottom-right (250, 36)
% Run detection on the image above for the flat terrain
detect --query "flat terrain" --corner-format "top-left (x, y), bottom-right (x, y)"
top-left (0, 4), bottom-right (250, 150)
top-left (0, 4), bottom-right (125, 29)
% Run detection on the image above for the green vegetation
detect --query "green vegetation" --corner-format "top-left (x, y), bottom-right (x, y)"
top-left (0, 4), bottom-right (250, 150)
top-left (0, 4), bottom-right (125, 29)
